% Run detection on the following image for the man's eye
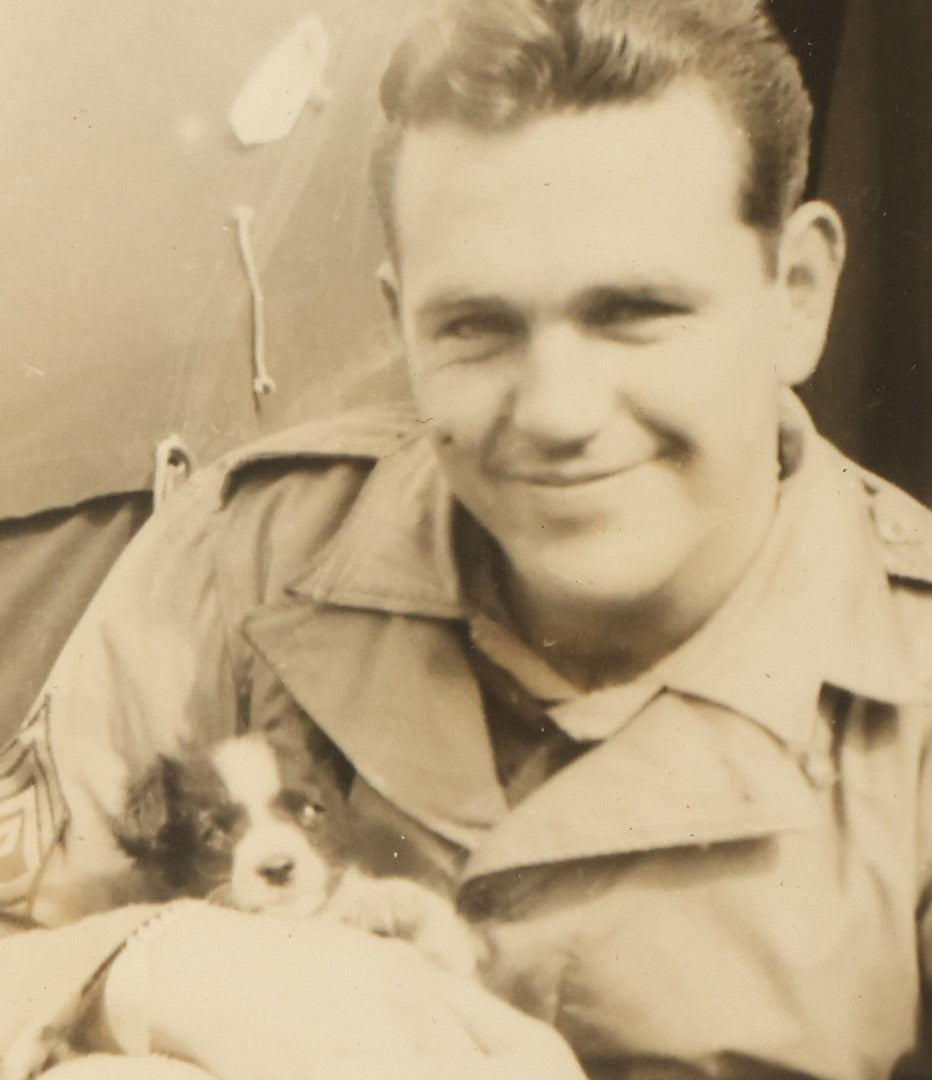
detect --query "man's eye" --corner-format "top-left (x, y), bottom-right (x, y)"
top-left (436, 312), bottom-right (520, 341)
top-left (583, 296), bottom-right (690, 332)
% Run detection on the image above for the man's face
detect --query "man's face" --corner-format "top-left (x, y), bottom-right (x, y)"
top-left (390, 85), bottom-right (806, 616)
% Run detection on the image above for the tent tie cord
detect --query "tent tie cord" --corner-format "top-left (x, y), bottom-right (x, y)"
top-left (153, 434), bottom-right (195, 511)
top-left (233, 205), bottom-right (277, 401)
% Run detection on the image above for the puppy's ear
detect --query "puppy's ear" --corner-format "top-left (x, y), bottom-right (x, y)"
top-left (264, 712), bottom-right (321, 790)
top-left (263, 710), bottom-right (307, 751)
top-left (114, 755), bottom-right (183, 860)
top-left (265, 712), bottom-right (353, 794)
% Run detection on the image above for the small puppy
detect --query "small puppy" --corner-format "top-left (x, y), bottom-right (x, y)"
top-left (114, 716), bottom-right (477, 976)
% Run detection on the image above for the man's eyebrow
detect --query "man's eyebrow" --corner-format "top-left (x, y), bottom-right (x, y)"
top-left (413, 292), bottom-right (517, 324)
top-left (569, 283), bottom-right (711, 318)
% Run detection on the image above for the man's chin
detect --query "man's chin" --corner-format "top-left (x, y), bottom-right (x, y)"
top-left (484, 461), bottom-right (677, 539)
top-left (503, 524), bottom-right (689, 611)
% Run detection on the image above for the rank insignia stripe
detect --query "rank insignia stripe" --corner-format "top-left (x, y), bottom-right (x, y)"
top-left (0, 697), bottom-right (70, 908)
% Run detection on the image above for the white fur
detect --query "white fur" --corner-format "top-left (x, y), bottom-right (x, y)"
top-left (326, 868), bottom-right (478, 977)
top-left (210, 736), bottom-right (281, 826)
top-left (231, 819), bottom-right (331, 916)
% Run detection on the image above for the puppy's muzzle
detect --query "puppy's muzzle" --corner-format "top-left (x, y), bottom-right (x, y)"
top-left (232, 821), bottom-right (332, 916)
top-left (257, 855), bottom-right (296, 887)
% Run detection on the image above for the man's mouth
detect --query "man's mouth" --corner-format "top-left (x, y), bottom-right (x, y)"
top-left (501, 459), bottom-right (651, 488)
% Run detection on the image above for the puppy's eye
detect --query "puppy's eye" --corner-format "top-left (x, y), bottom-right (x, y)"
top-left (194, 810), bottom-right (233, 851)
top-left (296, 800), bottom-right (321, 828)
top-left (278, 788), bottom-right (326, 827)
top-left (200, 825), bottom-right (224, 848)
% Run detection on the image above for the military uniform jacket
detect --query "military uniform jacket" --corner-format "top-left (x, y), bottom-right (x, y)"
top-left (1, 399), bottom-right (931, 1080)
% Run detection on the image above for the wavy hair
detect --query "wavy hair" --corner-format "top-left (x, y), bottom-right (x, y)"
top-left (372, 0), bottom-right (812, 259)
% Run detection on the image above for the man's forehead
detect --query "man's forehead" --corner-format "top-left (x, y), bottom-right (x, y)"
top-left (391, 82), bottom-right (757, 305)
top-left (393, 80), bottom-right (746, 205)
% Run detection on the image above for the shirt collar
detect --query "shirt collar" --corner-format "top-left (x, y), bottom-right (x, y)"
top-left (644, 410), bottom-right (923, 751)
top-left (292, 433), bottom-right (465, 619)
top-left (292, 395), bottom-right (924, 752)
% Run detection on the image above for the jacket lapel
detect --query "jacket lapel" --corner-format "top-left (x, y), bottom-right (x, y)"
top-left (247, 597), bottom-right (821, 878)
top-left (243, 602), bottom-right (508, 850)
top-left (237, 415), bottom-right (857, 882)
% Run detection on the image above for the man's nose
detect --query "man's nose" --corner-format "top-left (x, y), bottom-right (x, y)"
top-left (510, 327), bottom-right (612, 447)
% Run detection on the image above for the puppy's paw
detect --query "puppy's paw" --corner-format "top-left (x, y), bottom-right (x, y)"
top-left (327, 870), bottom-right (479, 976)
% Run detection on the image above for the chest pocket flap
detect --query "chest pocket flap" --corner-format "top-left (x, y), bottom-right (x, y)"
top-left (464, 692), bottom-right (821, 883)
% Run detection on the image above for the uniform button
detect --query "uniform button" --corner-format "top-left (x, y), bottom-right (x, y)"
top-left (802, 751), bottom-right (837, 790)
top-left (877, 517), bottom-right (910, 543)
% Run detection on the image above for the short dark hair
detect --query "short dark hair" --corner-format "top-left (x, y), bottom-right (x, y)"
top-left (372, 0), bottom-right (813, 259)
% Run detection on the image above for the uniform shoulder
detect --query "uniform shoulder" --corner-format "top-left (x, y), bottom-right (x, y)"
top-left (856, 463), bottom-right (932, 588)
top-left (212, 400), bottom-right (419, 506)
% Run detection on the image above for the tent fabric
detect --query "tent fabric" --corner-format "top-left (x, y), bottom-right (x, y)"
top-left (0, 494), bottom-right (151, 741)
top-left (0, 0), bottom-right (419, 521)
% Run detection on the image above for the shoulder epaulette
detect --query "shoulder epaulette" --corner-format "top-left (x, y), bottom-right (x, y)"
top-left (215, 400), bottom-right (419, 504)
top-left (859, 466), bottom-right (932, 587)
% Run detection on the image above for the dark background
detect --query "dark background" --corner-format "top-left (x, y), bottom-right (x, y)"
top-left (771, 0), bottom-right (930, 503)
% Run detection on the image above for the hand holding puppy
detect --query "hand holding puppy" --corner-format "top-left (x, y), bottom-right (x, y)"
top-left (115, 725), bottom-right (477, 976)
top-left (104, 902), bottom-right (584, 1080)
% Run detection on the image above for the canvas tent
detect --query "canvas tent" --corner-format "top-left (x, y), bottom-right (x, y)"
top-left (0, 0), bottom-right (929, 739)
top-left (0, 0), bottom-right (417, 734)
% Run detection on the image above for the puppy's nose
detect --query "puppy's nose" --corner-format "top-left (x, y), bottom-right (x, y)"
top-left (257, 856), bottom-right (295, 887)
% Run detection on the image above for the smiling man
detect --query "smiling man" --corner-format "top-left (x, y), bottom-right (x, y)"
top-left (3, 2), bottom-right (931, 1079)
top-left (386, 82), bottom-right (838, 685)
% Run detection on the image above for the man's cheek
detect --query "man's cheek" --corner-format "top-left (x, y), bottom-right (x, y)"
top-left (430, 426), bottom-right (456, 448)
top-left (422, 407), bottom-right (489, 457)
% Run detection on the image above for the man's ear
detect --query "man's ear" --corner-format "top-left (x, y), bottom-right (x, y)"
top-left (376, 260), bottom-right (401, 323)
top-left (773, 200), bottom-right (846, 385)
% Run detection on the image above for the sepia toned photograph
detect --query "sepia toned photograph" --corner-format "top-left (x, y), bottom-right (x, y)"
top-left (1, 2), bottom-right (930, 1078)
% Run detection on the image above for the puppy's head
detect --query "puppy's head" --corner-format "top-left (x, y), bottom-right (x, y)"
top-left (116, 716), bottom-right (349, 916)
